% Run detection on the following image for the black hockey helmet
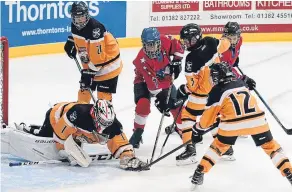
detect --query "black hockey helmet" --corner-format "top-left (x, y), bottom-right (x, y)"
top-left (210, 62), bottom-right (235, 86)
top-left (223, 22), bottom-right (241, 48)
top-left (70, 1), bottom-right (90, 30)
top-left (180, 23), bottom-right (202, 50)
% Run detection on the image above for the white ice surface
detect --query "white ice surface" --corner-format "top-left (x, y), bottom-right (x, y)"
top-left (1, 42), bottom-right (292, 192)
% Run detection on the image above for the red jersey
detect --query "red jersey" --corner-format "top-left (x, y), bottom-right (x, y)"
top-left (220, 36), bottom-right (242, 78)
top-left (133, 35), bottom-right (184, 94)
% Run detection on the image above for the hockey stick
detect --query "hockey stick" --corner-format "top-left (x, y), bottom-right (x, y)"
top-left (158, 101), bottom-right (185, 158)
top-left (237, 67), bottom-right (292, 135)
top-left (73, 57), bottom-right (97, 103)
top-left (9, 153), bottom-right (115, 167)
top-left (149, 75), bottom-right (175, 163)
top-left (144, 124), bottom-right (218, 169)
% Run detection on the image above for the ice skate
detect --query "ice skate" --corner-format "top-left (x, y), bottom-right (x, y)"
top-left (176, 143), bottom-right (197, 166)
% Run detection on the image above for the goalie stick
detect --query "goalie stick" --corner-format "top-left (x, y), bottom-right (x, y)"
top-left (237, 67), bottom-right (292, 135)
top-left (9, 153), bottom-right (115, 167)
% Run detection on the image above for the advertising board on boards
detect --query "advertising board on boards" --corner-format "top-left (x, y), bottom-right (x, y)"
top-left (149, 1), bottom-right (292, 35)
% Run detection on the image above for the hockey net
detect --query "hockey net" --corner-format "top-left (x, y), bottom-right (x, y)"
top-left (1, 37), bottom-right (8, 127)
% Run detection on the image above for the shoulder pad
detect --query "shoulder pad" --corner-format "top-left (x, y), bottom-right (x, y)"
top-left (88, 18), bottom-right (106, 40)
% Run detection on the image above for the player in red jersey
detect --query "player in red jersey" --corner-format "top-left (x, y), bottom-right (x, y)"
top-left (220, 22), bottom-right (256, 90)
top-left (129, 27), bottom-right (185, 151)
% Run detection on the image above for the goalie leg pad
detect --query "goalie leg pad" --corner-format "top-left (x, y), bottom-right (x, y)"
top-left (1, 128), bottom-right (61, 161)
top-left (64, 135), bottom-right (92, 167)
top-left (107, 133), bottom-right (134, 159)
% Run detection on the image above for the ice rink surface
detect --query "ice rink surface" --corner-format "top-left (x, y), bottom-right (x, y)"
top-left (1, 42), bottom-right (292, 192)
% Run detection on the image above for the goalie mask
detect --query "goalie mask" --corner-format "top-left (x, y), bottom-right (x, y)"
top-left (70, 1), bottom-right (90, 30)
top-left (91, 100), bottom-right (115, 132)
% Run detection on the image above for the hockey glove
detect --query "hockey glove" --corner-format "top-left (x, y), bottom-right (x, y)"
top-left (177, 84), bottom-right (190, 100)
top-left (192, 122), bottom-right (209, 144)
top-left (156, 69), bottom-right (166, 80)
top-left (169, 60), bottom-right (182, 80)
top-left (192, 124), bottom-right (203, 144)
top-left (242, 75), bottom-right (256, 90)
top-left (80, 69), bottom-right (96, 90)
top-left (154, 89), bottom-right (173, 117)
top-left (64, 36), bottom-right (76, 59)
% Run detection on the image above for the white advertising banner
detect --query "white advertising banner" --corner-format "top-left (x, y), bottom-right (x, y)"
top-left (149, 1), bottom-right (292, 34)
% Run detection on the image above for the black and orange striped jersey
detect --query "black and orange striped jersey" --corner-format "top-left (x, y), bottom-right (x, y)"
top-left (49, 102), bottom-right (123, 150)
top-left (183, 37), bottom-right (230, 115)
top-left (71, 18), bottom-right (122, 81)
top-left (198, 79), bottom-right (269, 137)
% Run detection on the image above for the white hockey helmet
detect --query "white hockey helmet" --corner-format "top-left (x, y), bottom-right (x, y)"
top-left (91, 100), bottom-right (115, 129)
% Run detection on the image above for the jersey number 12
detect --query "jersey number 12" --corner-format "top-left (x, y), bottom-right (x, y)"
top-left (229, 91), bottom-right (256, 116)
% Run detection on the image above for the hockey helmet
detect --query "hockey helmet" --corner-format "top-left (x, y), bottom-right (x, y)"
top-left (91, 100), bottom-right (115, 131)
top-left (141, 27), bottom-right (161, 59)
top-left (210, 62), bottom-right (235, 86)
top-left (223, 22), bottom-right (241, 48)
top-left (180, 23), bottom-right (202, 50)
top-left (70, 1), bottom-right (90, 30)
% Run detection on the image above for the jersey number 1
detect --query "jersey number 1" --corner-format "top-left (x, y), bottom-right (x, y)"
top-left (97, 45), bottom-right (102, 54)
top-left (229, 91), bottom-right (256, 116)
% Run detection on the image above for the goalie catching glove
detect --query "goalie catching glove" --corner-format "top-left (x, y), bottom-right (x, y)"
top-left (120, 156), bottom-right (149, 171)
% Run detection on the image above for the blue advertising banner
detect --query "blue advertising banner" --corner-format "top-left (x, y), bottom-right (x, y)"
top-left (1, 1), bottom-right (126, 47)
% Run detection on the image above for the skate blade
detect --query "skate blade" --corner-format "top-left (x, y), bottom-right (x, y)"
top-left (239, 135), bottom-right (248, 138)
top-left (190, 183), bottom-right (200, 191)
top-left (221, 155), bottom-right (236, 161)
top-left (176, 156), bottom-right (198, 166)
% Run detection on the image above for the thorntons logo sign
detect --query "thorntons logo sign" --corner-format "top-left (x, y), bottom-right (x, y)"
top-left (5, 1), bottom-right (100, 23)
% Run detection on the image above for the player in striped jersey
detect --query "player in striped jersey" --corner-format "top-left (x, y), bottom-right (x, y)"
top-left (191, 62), bottom-right (292, 188)
top-left (64, 2), bottom-right (122, 102)
top-left (175, 23), bottom-right (231, 165)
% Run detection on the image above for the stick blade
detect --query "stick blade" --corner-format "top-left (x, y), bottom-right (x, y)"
top-left (285, 128), bottom-right (292, 135)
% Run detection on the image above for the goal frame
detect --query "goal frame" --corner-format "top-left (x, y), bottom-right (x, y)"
top-left (1, 36), bottom-right (9, 126)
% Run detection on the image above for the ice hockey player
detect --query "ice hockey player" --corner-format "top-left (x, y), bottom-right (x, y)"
top-left (18, 100), bottom-right (148, 170)
top-left (129, 27), bottom-right (185, 150)
top-left (191, 62), bottom-right (292, 189)
top-left (175, 23), bottom-right (232, 164)
top-left (220, 21), bottom-right (256, 90)
top-left (64, 1), bottom-right (122, 102)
